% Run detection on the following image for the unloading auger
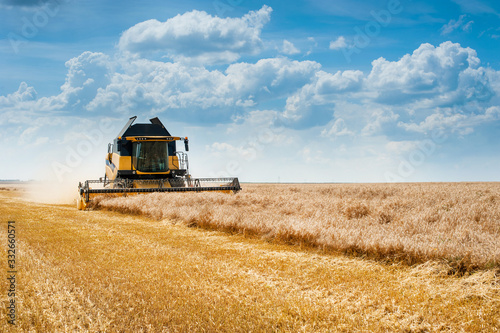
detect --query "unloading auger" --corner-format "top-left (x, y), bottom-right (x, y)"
top-left (77, 116), bottom-right (241, 210)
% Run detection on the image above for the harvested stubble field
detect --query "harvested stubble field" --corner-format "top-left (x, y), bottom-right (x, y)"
top-left (94, 182), bottom-right (500, 273)
top-left (1, 183), bottom-right (499, 332)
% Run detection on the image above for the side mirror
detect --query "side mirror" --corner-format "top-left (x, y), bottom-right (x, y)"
top-left (184, 138), bottom-right (189, 152)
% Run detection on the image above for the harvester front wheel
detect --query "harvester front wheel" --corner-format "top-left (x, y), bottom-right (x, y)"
top-left (77, 194), bottom-right (84, 210)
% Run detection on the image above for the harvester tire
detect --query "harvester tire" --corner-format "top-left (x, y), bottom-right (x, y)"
top-left (77, 196), bottom-right (83, 210)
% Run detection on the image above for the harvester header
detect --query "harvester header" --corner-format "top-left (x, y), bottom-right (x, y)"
top-left (77, 116), bottom-right (241, 209)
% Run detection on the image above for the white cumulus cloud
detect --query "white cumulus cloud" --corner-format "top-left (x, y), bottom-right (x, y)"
top-left (321, 118), bottom-right (354, 138)
top-left (280, 41), bottom-right (498, 135)
top-left (118, 6), bottom-right (272, 64)
top-left (329, 36), bottom-right (347, 50)
top-left (86, 56), bottom-right (320, 123)
top-left (282, 69), bottom-right (364, 126)
top-left (281, 40), bottom-right (300, 55)
top-left (0, 82), bottom-right (37, 106)
top-left (366, 41), bottom-right (492, 106)
top-left (399, 106), bottom-right (500, 134)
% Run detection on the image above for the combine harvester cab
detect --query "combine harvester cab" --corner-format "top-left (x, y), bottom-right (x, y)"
top-left (77, 116), bottom-right (241, 210)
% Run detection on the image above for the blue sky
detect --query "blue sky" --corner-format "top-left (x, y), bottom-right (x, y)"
top-left (1, 0), bottom-right (499, 183)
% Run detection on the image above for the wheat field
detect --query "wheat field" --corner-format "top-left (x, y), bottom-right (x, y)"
top-left (93, 182), bottom-right (500, 273)
top-left (1, 183), bottom-right (499, 332)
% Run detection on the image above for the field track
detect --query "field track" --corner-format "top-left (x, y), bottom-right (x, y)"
top-left (1, 187), bottom-right (499, 332)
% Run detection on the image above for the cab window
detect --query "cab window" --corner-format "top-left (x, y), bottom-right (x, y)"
top-left (132, 141), bottom-right (168, 172)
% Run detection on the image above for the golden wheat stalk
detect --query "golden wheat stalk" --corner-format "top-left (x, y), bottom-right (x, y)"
top-left (92, 183), bottom-right (500, 272)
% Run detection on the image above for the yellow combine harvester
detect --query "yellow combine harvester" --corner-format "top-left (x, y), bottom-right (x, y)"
top-left (77, 116), bottom-right (241, 209)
